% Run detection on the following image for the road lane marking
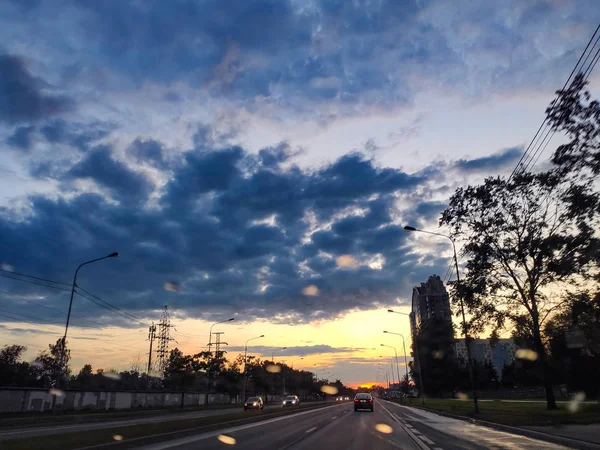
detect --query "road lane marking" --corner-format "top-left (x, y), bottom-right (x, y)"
top-left (123, 403), bottom-right (349, 450)
top-left (305, 427), bottom-right (317, 434)
top-left (419, 435), bottom-right (436, 445)
top-left (331, 416), bottom-right (337, 419)
top-left (377, 400), bottom-right (430, 450)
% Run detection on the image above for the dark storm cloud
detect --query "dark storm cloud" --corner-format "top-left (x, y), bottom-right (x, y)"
top-left (0, 55), bottom-right (73, 124)
top-left (5, 126), bottom-right (35, 150)
top-left (454, 147), bottom-right (523, 173)
top-left (2, 1), bottom-right (599, 116)
top-left (66, 146), bottom-right (153, 204)
top-left (127, 138), bottom-right (165, 166)
top-left (0, 140), bottom-right (452, 325)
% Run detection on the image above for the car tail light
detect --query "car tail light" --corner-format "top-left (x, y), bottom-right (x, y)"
top-left (369, 399), bottom-right (373, 403)
top-left (354, 399), bottom-right (359, 403)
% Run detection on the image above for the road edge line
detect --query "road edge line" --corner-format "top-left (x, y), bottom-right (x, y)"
top-left (377, 400), bottom-right (430, 450)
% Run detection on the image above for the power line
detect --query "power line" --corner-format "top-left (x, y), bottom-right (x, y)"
top-left (0, 267), bottom-right (70, 286)
top-left (74, 287), bottom-right (147, 326)
top-left (452, 23), bottom-right (600, 270)
top-left (0, 289), bottom-right (106, 329)
top-left (508, 23), bottom-right (600, 180)
top-left (0, 272), bottom-right (71, 292)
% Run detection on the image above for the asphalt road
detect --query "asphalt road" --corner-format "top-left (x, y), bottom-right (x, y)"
top-left (0, 403), bottom-right (286, 441)
top-left (130, 400), bottom-right (570, 450)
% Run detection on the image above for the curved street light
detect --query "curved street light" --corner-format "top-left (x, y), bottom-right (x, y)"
top-left (271, 346), bottom-right (287, 362)
top-left (383, 331), bottom-right (409, 386)
top-left (404, 224), bottom-right (479, 413)
top-left (381, 344), bottom-right (401, 388)
top-left (58, 252), bottom-right (119, 388)
top-left (242, 334), bottom-right (264, 401)
top-left (291, 357), bottom-right (304, 369)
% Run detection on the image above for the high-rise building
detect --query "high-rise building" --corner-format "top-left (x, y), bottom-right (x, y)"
top-left (454, 338), bottom-right (516, 379)
top-left (410, 275), bottom-right (455, 394)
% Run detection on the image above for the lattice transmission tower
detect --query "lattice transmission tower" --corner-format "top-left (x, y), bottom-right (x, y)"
top-left (155, 305), bottom-right (175, 374)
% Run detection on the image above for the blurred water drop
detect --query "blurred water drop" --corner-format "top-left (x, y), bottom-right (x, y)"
top-left (320, 385), bottom-right (338, 395)
top-left (432, 350), bottom-right (444, 359)
top-left (49, 388), bottom-right (65, 397)
top-left (375, 423), bottom-right (393, 434)
top-left (266, 364), bottom-right (281, 373)
top-left (113, 435), bottom-right (123, 441)
top-left (103, 372), bottom-right (121, 381)
top-left (302, 285), bottom-right (319, 296)
top-left (336, 255), bottom-right (357, 268)
top-left (515, 349), bottom-right (538, 361)
top-left (164, 281), bottom-right (181, 292)
top-left (568, 392), bottom-right (586, 413)
top-left (456, 392), bottom-right (468, 401)
top-left (217, 434), bottom-right (236, 445)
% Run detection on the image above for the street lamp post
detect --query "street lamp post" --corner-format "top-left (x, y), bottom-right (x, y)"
top-left (383, 331), bottom-right (409, 387)
top-left (271, 346), bottom-right (287, 362)
top-left (206, 318), bottom-right (234, 405)
top-left (291, 358), bottom-right (304, 369)
top-left (381, 344), bottom-right (401, 389)
top-left (388, 309), bottom-right (425, 404)
top-left (58, 252), bottom-right (119, 389)
top-left (404, 225), bottom-right (479, 413)
top-left (242, 334), bottom-right (264, 402)
top-left (270, 347), bottom-right (286, 402)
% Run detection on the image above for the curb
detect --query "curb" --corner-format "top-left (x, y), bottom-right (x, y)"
top-left (402, 404), bottom-right (600, 450)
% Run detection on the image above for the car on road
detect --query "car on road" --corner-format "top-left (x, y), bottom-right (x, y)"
top-left (344, 396), bottom-right (350, 400)
top-left (282, 395), bottom-right (300, 407)
top-left (244, 397), bottom-right (264, 411)
top-left (335, 396), bottom-right (343, 402)
top-left (353, 393), bottom-right (374, 412)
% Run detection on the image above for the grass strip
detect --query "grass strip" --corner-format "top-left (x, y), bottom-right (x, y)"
top-left (397, 398), bottom-right (600, 426)
top-left (1, 403), bottom-right (333, 450)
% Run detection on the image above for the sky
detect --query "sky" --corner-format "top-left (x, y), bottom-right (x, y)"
top-left (1, 0), bottom-right (599, 387)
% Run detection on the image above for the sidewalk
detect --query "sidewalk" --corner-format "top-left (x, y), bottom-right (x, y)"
top-left (521, 424), bottom-right (600, 447)
top-left (408, 404), bottom-right (600, 450)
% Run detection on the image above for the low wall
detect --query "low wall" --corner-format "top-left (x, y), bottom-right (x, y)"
top-left (0, 388), bottom-right (238, 413)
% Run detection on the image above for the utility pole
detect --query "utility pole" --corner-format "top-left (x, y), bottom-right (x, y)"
top-left (147, 322), bottom-right (156, 374)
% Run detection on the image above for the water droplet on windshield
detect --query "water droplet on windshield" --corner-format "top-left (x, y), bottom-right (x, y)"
top-left (375, 423), bottom-right (393, 434)
top-left (515, 349), bottom-right (538, 361)
top-left (336, 255), bottom-right (357, 268)
top-left (164, 281), bottom-right (181, 292)
top-left (568, 392), bottom-right (586, 413)
top-left (218, 434), bottom-right (236, 445)
top-left (302, 285), bottom-right (319, 296)
top-left (320, 385), bottom-right (338, 395)
top-left (49, 388), bottom-right (65, 397)
top-left (266, 364), bottom-right (281, 373)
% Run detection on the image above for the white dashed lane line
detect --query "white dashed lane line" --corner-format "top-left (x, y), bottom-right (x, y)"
top-left (305, 427), bottom-right (317, 434)
top-left (419, 435), bottom-right (436, 445)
